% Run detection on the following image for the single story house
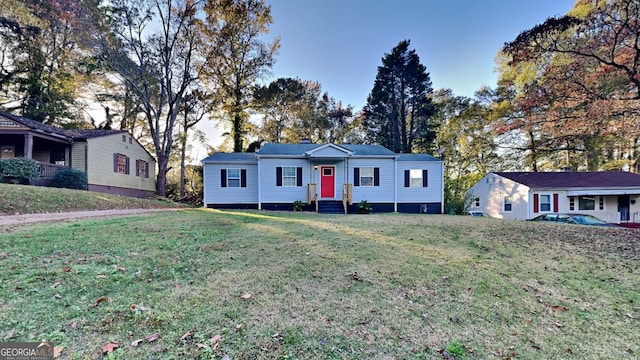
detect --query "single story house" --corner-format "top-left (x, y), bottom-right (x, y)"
top-left (467, 171), bottom-right (640, 223)
top-left (201, 143), bottom-right (444, 213)
top-left (0, 110), bottom-right (156, 198)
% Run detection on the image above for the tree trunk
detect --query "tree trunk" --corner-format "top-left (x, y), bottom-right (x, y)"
top-left (156, 153), bottom-right (169, 197)
top-left (180, 135), bottom-right (186, 198)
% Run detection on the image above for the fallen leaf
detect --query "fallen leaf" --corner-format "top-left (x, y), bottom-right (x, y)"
top-left (131, 339), bottom-right (143, 347)
top-left (70, 321), bottom-right (77, 329)
top-left (53, 346), bottom-right (63, 358)
top-left (54, 294), bottom-right (62, 299)
top-left (211, 334), bottom-right (222, 344)
top-left (179, 331), bottom-right (192, 341)
top-left (102, 341), bottom-right (119, 353)
top-left (4, 329), bottom-right (17, 339)
top-left (0, 252), bottom-right (7, 258)
top-left (64, 267), bottom-right (72, 272)
top-left (240, 293), bottom-right (252, 300)
top-left (51, 281), bottom-right (62, 288)
top-left (115, 266), bottom-right (125, 272)
top-left (221, 355), bottom-right (230, 360)
top-left (196, 343), bottom-right (210, 349)
top-left (551, 305), bottom-right (568, 312)
top-left (92, 296), bottom-right (108, 308)
top-left (96, 275), bottom-right (107, 279)
top-left (145, 333), bottom-right (160, 342)
top-left (552, 321), bottom-right (564, 328)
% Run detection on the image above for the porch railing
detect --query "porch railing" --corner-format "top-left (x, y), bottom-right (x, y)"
top-left (37, 161), bottom-right (66, 179)
top-left (342, 183), bottom-right (353, 214)
top-left (308, 183), bottom-right (318, 212)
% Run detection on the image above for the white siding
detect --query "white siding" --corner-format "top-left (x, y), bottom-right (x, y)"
top-left (467, 173), bottom-right (530, 220)
top-left (350, 158), bottom-right (395, 203)
top-left (203, 163), bottom-right (258, 204)
top-left (81, 134), bottom-right (156, 192)
top-left (395, 161), bottom-right (443, 203)
top-left (259, 158), bottom-right (311, 203)
top-left (70, 143), bottom-right (87, 172)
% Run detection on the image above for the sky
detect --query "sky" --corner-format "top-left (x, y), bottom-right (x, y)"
top-left (195, 0), bottom-right (576, 154)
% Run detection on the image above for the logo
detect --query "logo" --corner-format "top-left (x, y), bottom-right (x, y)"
top-left (0, 341), bottom-right (54, 360)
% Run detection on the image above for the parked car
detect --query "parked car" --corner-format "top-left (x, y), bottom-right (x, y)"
top-left (528, 213), bottom-right (620, 227)
top-left (464, 211), bottom-right (491, 217)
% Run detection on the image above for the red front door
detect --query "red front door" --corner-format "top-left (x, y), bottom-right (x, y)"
top-left (320, 166), bottom-right (335, 198)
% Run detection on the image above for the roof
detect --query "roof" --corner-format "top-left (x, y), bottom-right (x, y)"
top-left (0, 110), bottom-right (125, 140)
top-left (495, 171), bottom-right (640, 188)
top-left (201, 152), bottom-right (257, 163)
top-left (257, 143), bottom-right (396, 156)
top-left (397, 153), bottom-right (441, 162)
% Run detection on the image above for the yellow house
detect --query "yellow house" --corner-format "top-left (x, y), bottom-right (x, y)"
top-left (0, 110), bottom-right (156, 198)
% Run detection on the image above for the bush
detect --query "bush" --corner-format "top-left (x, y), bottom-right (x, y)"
top-left (51, 167), bottom-right (88, 190)
top-left (357, 200), bottom-right (372, 214)
top-left (293, 200), bottom-right (304, 211)
top-left (0, 158), bottom-right (40, 184)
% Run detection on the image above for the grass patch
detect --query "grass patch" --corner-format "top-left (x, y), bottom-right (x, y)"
top-left (0, 210), bottom-right (638, 359)
top-left (0, 184), bottom-right (181, 215)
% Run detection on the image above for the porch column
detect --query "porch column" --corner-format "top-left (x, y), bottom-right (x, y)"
top-left (23, 134), bottom-right (33, 159)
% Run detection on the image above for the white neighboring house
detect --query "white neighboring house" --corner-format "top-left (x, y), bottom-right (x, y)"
top-left (467, 171), bottom-right (640, 223)
top-left (201, 143), bottom-right (444, 213)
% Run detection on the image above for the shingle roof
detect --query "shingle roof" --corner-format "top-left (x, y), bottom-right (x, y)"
top-left (0, 110), bottom-right (125, 140)
top-left (397, 153), bottom-right (441, 162)
top-left (257, 143), bottom-right (396, 156)
top-left (201, 152), bottom-right (257, 163)
top-left (495, 171), bottom-right (640, 188)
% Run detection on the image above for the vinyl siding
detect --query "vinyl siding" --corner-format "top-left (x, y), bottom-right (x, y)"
top-left (70, 143), bottom-right (87, 172)
top-left (203, 163), bottom-right (258, 204)
top-left (350, 158), bottom-right (395, 203)
top-left (395, 161), bottom-right (443, 203)
top-left (82, 134), bottom-right (156, 192)
top-left (259, 158), bottom-right (311, 203)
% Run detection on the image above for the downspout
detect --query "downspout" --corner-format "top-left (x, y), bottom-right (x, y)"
top-left (257, 156), bottom-right (262, 210)
top-left (394, 157), bottom-right (398, 212)
top-left (440, 161), bottom-right (445, 214)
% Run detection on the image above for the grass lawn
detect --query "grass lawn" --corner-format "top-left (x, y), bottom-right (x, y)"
top-left (0, 209), bottom-right (638, 359)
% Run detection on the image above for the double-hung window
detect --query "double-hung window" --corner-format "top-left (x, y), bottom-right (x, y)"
top-left (282, 167), bottom-right (297, 187)
top-left (539, 194), bottom-right (551, 212)
top-left (227, 168), bottom-right (241, 187)
top-left (221, 168), bottom-right (246, 188)
top-left (504, 196), bottom-right (513, 212)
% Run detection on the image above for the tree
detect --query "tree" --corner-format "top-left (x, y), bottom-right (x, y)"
top-left (252, 77), bottom-right (305, 143)
top-left (200, 0), bottom-right (279, 152)
top-left (363, 40), bottom-right (435, 153)
top-left (95, 0), bottom-right (204, 196)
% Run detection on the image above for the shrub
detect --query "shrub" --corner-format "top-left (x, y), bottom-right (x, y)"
top-left (357, 200), bottom-right (372, 214)
top-left (293, 200), bottom-right (304, 211)
top-left (0, 158), bottom-right (40, 184)
top-left (51, 167), bottom-right (88, 190)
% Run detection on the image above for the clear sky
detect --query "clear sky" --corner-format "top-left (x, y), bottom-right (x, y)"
top-left (196, 0), bottom-right (576, 153)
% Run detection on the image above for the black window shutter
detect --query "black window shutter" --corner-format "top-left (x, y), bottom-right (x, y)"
top-left (221, 169), bottom-right (227, 187)
top-left (354, 168), bottom-right (360, 186)
top-left (404, 170), bottom-right (410, 187)
top-left (125, 156), bottom-right (130, 175)
top-left (113, 153), bottom-right (118, 173)
top-left (145, 162), bottom-right (149, 178)
top-left (276, 167), bottom-right (282, 186)
top-left (296, 167), bottom-right (303, 186)
top-left (241, 169), bottom-right (247, 187)
top-left (374, 167), bottom-right (380, 186)
top-left (422, 169), bottom-right (428, 187)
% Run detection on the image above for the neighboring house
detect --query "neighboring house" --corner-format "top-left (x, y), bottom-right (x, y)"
top-left (467, 171), bottom-right (640, 223)
top-left (201, 143), bottom-right (444, 213)
top-left (0, 110), bottom-right (156, 198)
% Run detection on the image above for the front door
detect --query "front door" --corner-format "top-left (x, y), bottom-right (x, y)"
top-left (320, 166), bottom-right (335, 198)
top-left (1, 146), bottom-right (15, 159)
top-left (618, 195), bottom-right (630, 222)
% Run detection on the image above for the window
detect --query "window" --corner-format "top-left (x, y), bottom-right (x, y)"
top-left (122, 134), bottom-right (126, 142)
top-left (504, 196), bottom-right (513, 212)
top-left (475, 197), bottom-right (480, 207)
top-left (599, 196), bottom-right (604, 210)
top-left (221, 168), bottom-right (246, 188)
top-left (410, 169), bottom-right (422, 187)
top-left (360, 167), bottom-right (374, 186)
top-left (276, 167), bottom-right (302, 187)
top-left (282, 166), bottom-right (297, 186)
top-left (136, 160), bottom-right (149, 178)
top-left (578, 196), bottom-right (595, 211)
top-left (569, 197), bottom-right (575, 211)
top-left (129, 137), bottom-right (132, 144)
top-left (113, 153), bottom-right (129, 174)
top-left (540, 194), bottom-right (551, 212)
top-left (227, 168), bottom-right (241, 187)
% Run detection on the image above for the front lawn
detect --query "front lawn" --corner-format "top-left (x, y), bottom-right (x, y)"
top-left (0, 210), bottom-right (637, 359)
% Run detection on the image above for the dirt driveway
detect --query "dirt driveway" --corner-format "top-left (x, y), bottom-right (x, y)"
top-left (0, 208), bottom-right (174, 231)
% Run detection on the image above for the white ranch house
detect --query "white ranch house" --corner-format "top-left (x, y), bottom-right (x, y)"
top-left (202, 143), bottom-right (444, 214)
top-left (467, 171), bottom-right (640, 223)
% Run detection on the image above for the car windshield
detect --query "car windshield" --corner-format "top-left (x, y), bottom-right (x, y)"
top-left (571, 214), bottom-right (608, 225)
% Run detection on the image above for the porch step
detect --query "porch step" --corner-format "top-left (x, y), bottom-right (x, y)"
top-left (318, 200), bottom-right (345, 214)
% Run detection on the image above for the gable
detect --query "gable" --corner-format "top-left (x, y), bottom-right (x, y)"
top-left (305, 144), bottom-right (353, 159)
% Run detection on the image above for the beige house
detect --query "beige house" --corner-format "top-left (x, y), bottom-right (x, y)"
top-left (0, 110), bottom-right (156, 198)
top-left (467, 171), bottom-right (640, 224)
